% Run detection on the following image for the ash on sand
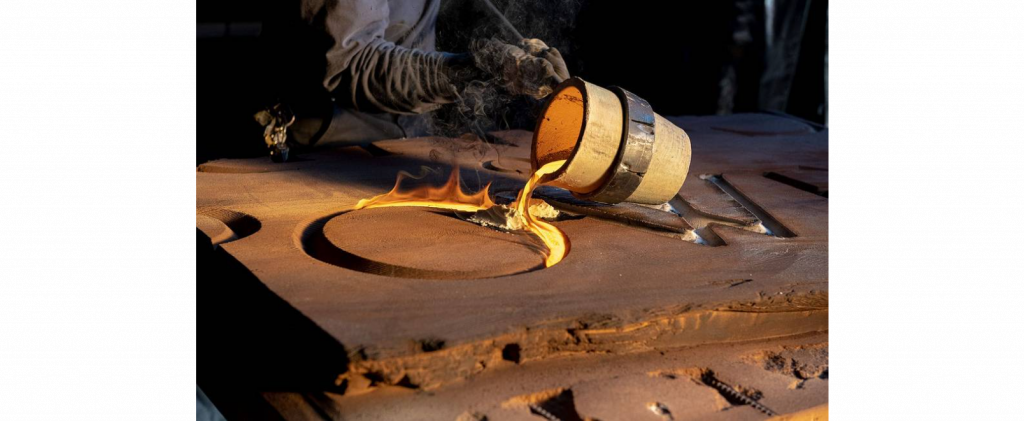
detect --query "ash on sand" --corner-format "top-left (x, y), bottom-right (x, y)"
top-left (460, 199), bottom-right (560, 231)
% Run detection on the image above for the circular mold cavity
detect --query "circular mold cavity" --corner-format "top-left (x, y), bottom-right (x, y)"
top-left (196, 208), bottom-right (261, 245)
top-left (299, 207), bottom-right (548, 280)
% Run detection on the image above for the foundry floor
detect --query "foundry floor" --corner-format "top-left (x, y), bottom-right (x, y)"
top-left (198, 113), bottom-right (828, 420)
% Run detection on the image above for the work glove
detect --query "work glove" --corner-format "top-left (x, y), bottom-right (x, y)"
top-left (470, 38), bottom-right (570, 99)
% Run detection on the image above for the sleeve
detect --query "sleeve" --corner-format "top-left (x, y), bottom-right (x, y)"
top-left (317, 0), bottom-right (457, 115)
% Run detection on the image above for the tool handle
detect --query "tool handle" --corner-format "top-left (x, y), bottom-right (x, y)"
top-left (476, 0), bottom-right (524, 42)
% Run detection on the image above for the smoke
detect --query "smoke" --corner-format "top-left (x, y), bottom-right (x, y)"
top-left (484, 0), bottom-right (581, 55)
top-left (424, 0), bottom-right (583, 166)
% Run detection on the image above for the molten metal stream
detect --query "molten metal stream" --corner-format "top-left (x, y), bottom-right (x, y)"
top-left (354, 161), bottom-right (569, 267)
top-left (513, 160), bottom-right (568, 267)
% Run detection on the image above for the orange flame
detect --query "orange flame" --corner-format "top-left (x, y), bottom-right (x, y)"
top-left (355, 167), bottom-right (495, 212)
top-left (354, 161), bottom-right (570, 267)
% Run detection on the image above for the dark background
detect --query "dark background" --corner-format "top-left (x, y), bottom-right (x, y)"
top-left (197, 0), bottom-right (826, 163)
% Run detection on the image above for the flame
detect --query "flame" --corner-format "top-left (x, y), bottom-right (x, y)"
top-left (355, 167), bottom-right (495, 212)
top-left (354, 161), bottom-right (570, 267)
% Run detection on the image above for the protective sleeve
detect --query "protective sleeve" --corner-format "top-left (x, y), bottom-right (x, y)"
top-left (316, 0), bottom-right (458, 115)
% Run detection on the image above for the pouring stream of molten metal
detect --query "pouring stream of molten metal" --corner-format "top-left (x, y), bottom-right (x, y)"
top-left (511, 160), bottom-right (568, 267)
top-left (354, 160), bottom-right (568, 267)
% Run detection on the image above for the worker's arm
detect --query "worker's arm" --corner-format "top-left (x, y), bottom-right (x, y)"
top-left (312, 0), bottom-right (568, 115)
top-left (316, 0), bottom-right (450, 114)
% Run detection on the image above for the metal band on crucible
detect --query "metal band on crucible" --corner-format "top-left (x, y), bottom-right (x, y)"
top-left (577, 87), bottom-right (656, 204)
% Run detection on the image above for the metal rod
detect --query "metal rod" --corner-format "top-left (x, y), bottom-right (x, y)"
top-left (477, 0), bottom-right (524, 41)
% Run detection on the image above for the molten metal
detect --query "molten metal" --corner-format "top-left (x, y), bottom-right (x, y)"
top-left (513, 160), bottom-right (568, 267)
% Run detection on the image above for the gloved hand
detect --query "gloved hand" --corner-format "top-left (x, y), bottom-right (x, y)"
top-left (470, 38), bottom-right (570, 99)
